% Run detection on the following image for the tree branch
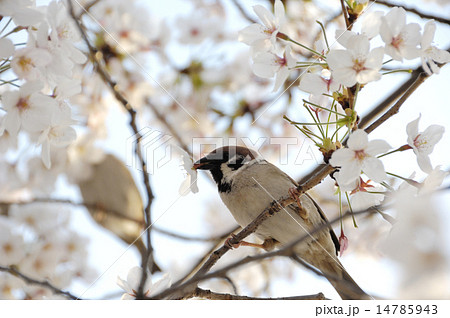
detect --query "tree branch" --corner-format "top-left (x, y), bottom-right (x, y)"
top-left (375, 0), bottom-right (450, 25)
top-left (191, 287), bottom-right (327, 300)
top-left (230, 0), bottom-right (257, 24)
top-left (150, 208), bottom-right (377, 299)
top-left (67, 0), bottom-right (156, 297)
top-left (0, 266), bottom-right (81, 300)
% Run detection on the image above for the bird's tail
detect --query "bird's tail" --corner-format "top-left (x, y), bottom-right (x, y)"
top-left (319, 258), bottom-right (370, 300)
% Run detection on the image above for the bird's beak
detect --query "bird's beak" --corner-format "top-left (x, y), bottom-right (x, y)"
top-left (193, 156), bottom-right (213, 170)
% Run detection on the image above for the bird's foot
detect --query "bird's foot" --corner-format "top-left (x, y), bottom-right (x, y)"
top-left (289, 187), bottom-right (308, 220)
top-left (225, 234), bottom-right (275, 250)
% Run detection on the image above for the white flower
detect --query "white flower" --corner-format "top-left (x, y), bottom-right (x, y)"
top-left (349, 178), bottom-right (385, 211)
top-left (9, 203), bottom-right (69, 234)
top-left (420, 20), bottom-right (450, 75)
top-left (406, 114), bottom-right (444, 173)
top-left (38, 102), bottom-right (77, 169)
top-left (117, 266), bottom-right (171, 300)
top-left (299, 70), bottom-right (340, 96)
top-left (327, 34), bottom-right (384, 87)
top-left (421, 166), bottom-right (448, 194)
top-left (179, 149), bottom-right (199, 196)
top-left (238, 0), bottom-right (285, 52)
top-left (0, 82), bottom-right (55, 136)
top-left (0, 218), bottom-right (26, 266)
top-left (381, 188), bottom-right (446, 297)
top-left (0, 0), bottom-right (44, 26)
top-left (379, 7), bottom-right (421, 61)
top-left (11, 46), bottom-right (52, 80)
top-left (46, 1), bottom-right (87, 65)
top-left (0, 38), bottom-right (15, 59)
top-left (329, 129), bottom-right (391, 184)
top-left (252, 45), bottom-right (295, 91)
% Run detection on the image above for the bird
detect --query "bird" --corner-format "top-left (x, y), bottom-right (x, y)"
top-left (193, 145), bottom-right (368, 299)
top-left (77, 154), bottom-right (160, 273)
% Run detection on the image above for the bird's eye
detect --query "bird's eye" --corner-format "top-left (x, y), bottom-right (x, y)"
top-left (227, 154), bottom-right (247, 170)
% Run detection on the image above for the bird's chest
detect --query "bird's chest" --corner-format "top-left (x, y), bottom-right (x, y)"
top-left (219, 171), bottom-right (291, 228)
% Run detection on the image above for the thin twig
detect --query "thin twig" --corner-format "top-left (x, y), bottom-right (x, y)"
top-left (375, 0), bottom-right (450, 25)
top-left (150, 208), bottom-right (377, 299)
top-left (340, 0), bottom-right (350, 29)
top-left (0, 266), bottom-right (81, 300)
top-left (191, 287), bottom-right (327, 300)
top-left (76, 0), bottom-right (101, 19)
top-left (146, 99), bottom-right (192, 157)
top-left (67, 0), bottom-right (156, 297)
top-left (230, 0), bottom-right (257, 24)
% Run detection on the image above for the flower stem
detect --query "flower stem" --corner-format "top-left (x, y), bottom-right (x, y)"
top-left (377, 144), bottom-right (412, 158)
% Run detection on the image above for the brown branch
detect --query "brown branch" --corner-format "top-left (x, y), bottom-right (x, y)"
top-left (67, 0), bottom-right (156, 297)
top-left (191, 287), bottom-right (327, 300)
top-left (76, 0), bottom-right (101, 19)
top-left (150, 208), bottom-right (377, 299)
top-left (375, 0), bottom-right (450, 25)
top-left (145, 99), bottom-right (192, 157)
top-left (340, 0), bottom-right (351, 29)
top-left (364, 70), bottom-right (430, 134)
top-left (0, 266), bottom-right (81, 300)
top-left (230, 0), bottom-right (257, 24)
top-left (172, 226), bottom-right (240, 287)
top-left (359, 67), bottom-right (425, 129)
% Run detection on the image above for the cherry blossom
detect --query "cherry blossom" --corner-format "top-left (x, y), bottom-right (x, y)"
top-left (252, 45), bottom-right (295, 91)
top-left (379, 7), bottom-right (421, 61)
top-left (0, 0), bottom-right (43, 26)
top-left (238, 0), bottom-right (286, 52)
top-left (349, 178), bottom-right (385, 211)
top-left (420, 20), bottom-right (450, 75)
top-left (0, 38), bottom-right (15, 59)
top-left (38, 103), bottom-right (77, 169)
top-left (179, 149), bottom-right (199, 196)
top-left (0, 218), bottom-right (26, 266)
top-left (327, 34), bottom-right (384, 87)
top-left (117, 266), bottom-right (171, 300)
top-left (329, 129), bottom-right (391, 184)
top-left (0, 82), bottom-right (55, 136)
top-left (406, 114), bottom-right (444, 173)
top-left (299, 70), bottom-right (340, 108)
top-left (11, 46), bottom-right (52, 80)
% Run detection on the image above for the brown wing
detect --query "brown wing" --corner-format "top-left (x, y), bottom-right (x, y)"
top-left (282, 169), bottom-right (340, 255)
top-left (306, 193), bottom-right (340, 255)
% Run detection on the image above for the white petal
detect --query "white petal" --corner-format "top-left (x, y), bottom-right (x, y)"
top-left (149, 273), bottom-right (171, 296)
top-left (299, 73), bottom-right (327, 95)
top-left (417, 153), bottom-right (433, 173)
top-left (421, 124), bottom-right (445, 146)
top-left (338, 159), bottom-right (362, 185)
top-left (253, 5), bottom-right (275, 29)
top-left (365, 139), bottom-right (391, 156)
top-left (329, 148), bottom-right (354, 167)
top-left (347, 129), bottom-right (369, 151)
top-left (406, 114), bottom-right (420, 145)
top-left (362, 157), bottom-right (387, 182)
top-left (273, 65), bottom-right (289, 91)
top-left (421, 20), bottom-right (436, 48)
top-left (0, 38), bottom-right (14, 58)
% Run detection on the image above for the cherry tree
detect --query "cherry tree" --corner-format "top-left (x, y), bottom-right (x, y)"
top-left (0, 0), bottom-right (449, 300)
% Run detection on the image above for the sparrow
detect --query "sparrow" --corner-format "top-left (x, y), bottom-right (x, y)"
top-left (193, 146), bottom-right (368, 299)
top-left (77, 154), bottom-right (160, 273)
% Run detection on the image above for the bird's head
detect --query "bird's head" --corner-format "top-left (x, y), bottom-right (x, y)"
top-left (193, 146), bottom-right (261, 192)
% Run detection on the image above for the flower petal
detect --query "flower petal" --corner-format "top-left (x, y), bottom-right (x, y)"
top-left (362, 157), bottom-right (387, 182)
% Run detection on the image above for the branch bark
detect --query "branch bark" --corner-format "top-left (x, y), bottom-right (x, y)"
top-left (191, 287), bottom-right (327, 300)
top-left (0, 266), bottom-right (81, 300)
top-left (375, 0), bottom-right (450, 25)
top-left (67, 0), bottom-right (156, 297)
